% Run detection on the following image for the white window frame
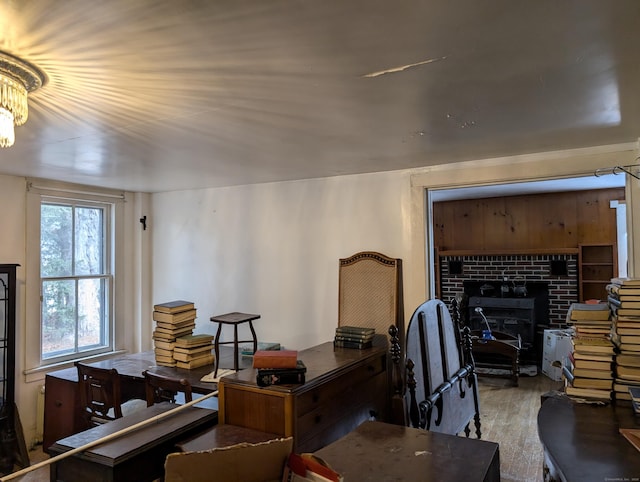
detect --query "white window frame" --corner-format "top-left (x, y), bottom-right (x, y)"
top-left (39, 197), bottom-right (114, 363)
top-left (24, 180), bottom-right (128, 376)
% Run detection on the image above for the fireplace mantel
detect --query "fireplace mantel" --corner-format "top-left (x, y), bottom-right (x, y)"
top-left (437, 248), bottom-right (579, 257)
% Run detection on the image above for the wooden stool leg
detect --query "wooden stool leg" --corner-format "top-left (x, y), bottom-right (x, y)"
top-left (233, 324), bottom-right (239, 371)
top-left (213, 323), bottom-right (223, 378)
top-left (248, 320), bottom-right (258, 355)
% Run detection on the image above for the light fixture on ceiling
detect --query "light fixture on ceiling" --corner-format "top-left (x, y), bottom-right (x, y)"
top-left (0, 51), bottom-right (45, 148)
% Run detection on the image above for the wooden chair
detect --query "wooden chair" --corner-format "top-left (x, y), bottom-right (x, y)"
top-left (338, 251), bottom-right (403, 342)
top-left (143, 370), bottom-right (193, 406)
top-left (390, 298), bottom-right (481, 438)
top-left (75, 362), bottom-right (147, 429)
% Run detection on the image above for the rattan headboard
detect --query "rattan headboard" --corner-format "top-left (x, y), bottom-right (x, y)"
top-left (338, 251), bottom-right (403, 340)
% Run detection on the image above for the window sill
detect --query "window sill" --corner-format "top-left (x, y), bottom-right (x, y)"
top-left (23, 349), bottom-right (128, 384)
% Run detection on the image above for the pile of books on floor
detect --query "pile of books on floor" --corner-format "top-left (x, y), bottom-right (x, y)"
top-left (608, 277), bottom-right (640, 401)
top-left (173, 333), bottom-right (215, 369)
top-left (252, 349), bottom-right (306, 387)
top-left (333, 326), bottom-right (375, 349)
top-left (152, 300), bottom-right (197, 367)
top-left (563, 302), bottom-right (615, 401)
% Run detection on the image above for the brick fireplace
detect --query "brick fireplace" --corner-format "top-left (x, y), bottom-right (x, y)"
top-left (438, 253), bottom-right (577, 364)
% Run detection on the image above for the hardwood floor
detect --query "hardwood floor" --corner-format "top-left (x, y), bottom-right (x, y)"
top-left (478, 373), bottom-right (564, 482)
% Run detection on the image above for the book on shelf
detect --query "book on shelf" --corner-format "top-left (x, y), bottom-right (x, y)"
top-left (152, 330), bottom-right (177, 342)
top-left (617, 354), bottom-right (640, 368)
top-left (154, 324), bottom-right (195, 337)
top-left (614, 383), bottom-right (635, 401)
top-left (611, 278), bottom-right (640, 287)
top-left (256, 361), bottom-right (306, 387)
top-left (175, 334), bottom-right (214, 347)
top-left (572, 351), bottom-right (614, 363)
top-left (617, 365), bottom-right (640, 382)
top-left (173, 349), bottom-right (214, 363)
top-left (155, 320), bottom-right (196, 332)
top-left (619, 292), bottom-right (640, 300)
top-left (568, 303), bottom-right (610, 321)
top-left (335, 326), bottom-right (375, 336)
top-left (616, 308), bottom-right (640, 317)
top-left (572, 377), bottom-right (614, 390)
top-left (572, 367), bottom-right (613, 380)
top-left (618, 344), bottom-right (640, 353)
top-left (153, 340), bottom-right (176, 351)
top-left (175, 353), bottom-right (215, 370)
top-left (571, 357), bottom-right (613, 372)
top-left (153, 308), bottom-right (197, 324)
top-left (334, 333), bottom-right (375, 343)
top-left (173, 343), bottom-right (214, 355)
top-left (155, 355), bottom-right (177, 367)
top-left (617, 327), bottom-right (640, 336)
top-left (565, 385), bottom-right (611, 401)
top-left (572, 337), bottom-right (615, 355)
top-left (619, 335), bottom-right (640, 345)
top-left (618, 301), bottom-right (640, 309)
top-left (614, 317), bottom-right (640, 325)
top-left (575, 327), bottom-right (611, 337)
top-left (154, 347), bottom-right (174, 358)
top-left (252, 349), bottom-right (298, 369)
top-left (153, 300), bottom-right (195, 314)
top-left (333, 339), bottom-right (373, 350)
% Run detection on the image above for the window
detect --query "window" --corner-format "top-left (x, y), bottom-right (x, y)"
top-left (39, 197), bottom-right (114, 362)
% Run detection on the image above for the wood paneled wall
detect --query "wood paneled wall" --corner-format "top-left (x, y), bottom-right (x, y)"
top-left (433, 188), bottom-right (624, 252)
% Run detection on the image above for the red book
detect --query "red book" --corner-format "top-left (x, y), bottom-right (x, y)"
top-left (252, 350), bottom-right (298, 369)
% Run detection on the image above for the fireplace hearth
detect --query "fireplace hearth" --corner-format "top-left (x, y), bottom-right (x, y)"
top-left (464, 280), bottom-right (549, 365)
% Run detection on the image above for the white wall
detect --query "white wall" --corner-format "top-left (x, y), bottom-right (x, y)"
top-left (151, 170), bottom-right (415, 350)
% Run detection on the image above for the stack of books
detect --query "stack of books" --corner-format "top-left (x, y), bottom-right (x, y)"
top-left (608, 277), bottom-right (640, 401)
top-left (562, 304), bottom-right (615, 401)
top-left (333, 326), bottom-right (375, 349)
top-left (566, 302), bottom-right (612, 338)
top-left (252, 350), bottom-right (306, 386)
top-left (173, 334), bottom-right (215, 369)
top-left (152, 300), bottom-right (197, 367)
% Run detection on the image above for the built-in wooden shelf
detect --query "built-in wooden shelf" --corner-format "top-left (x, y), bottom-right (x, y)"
top-left (437, 248), bottom-right (579, 257)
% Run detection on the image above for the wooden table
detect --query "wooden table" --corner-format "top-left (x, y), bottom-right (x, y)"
top-left (176, 424), bottom-right (279, 452)
top-left (315, 420), bottom-right (500, 482)
top-left (48, 402), bottom-right (217, 482)
top-left (44, 347), bottom-right (250, 450)
top-left (538, 394), bottom-right (640, 481)
top-left (218, 336), bottom-right (389, 453)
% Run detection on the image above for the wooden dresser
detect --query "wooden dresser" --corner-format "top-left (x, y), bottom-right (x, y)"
top-left (218, 336), bottom-right (389, 452)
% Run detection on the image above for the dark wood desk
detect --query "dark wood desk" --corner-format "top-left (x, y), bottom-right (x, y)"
top-left (44, 347), bottom-right (249, 450)
top-left (218, 336), bottom-right (389, 453)
top-left (49, 402), bottom-right (217, 482)
top-left (176, 424), bottom-right (279, 452)
top-left (538, 395), bottom-right (640, 482)
top-left (315, 420), bottom-right (500, 482)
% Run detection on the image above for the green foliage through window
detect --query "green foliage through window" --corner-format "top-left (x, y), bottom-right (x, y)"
top-left (41, 201), bottom-right (111, 360)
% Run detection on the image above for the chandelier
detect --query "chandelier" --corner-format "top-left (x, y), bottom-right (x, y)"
top-left (0, 51), bottom-right (45, 148)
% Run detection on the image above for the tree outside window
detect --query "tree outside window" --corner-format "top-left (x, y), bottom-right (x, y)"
top-left (40, 201), bottom-right (111, 360)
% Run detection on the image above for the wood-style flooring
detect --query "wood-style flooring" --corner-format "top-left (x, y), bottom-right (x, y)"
top-left (478, 373), bottom-right (564, 482)
top-left (10, 373), bottom-right (562, 482)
